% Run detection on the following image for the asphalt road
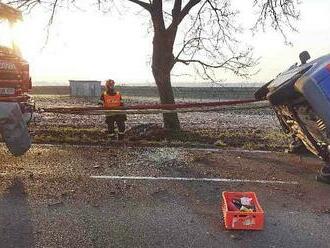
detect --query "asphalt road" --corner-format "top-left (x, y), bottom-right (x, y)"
top-left (1, 144), bottom-right (330, 248)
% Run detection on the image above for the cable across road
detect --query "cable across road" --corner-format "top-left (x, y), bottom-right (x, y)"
top-left (40, 99), bottom-right (269, 115)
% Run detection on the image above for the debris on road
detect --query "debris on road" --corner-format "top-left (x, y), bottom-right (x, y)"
top-left (47, 200), bottom-right (64, 208)
top-left (126, 123), bottom-right (167, 141)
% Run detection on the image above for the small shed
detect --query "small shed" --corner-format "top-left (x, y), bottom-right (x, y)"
top-left (69, 80), bottom-right (101, 97)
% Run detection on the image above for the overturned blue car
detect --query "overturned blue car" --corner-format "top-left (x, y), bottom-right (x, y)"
top-left (255, 51), bottom-right (330, 183)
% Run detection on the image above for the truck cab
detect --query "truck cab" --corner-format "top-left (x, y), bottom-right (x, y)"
top-left (0, 3), bottom-right (32, 103)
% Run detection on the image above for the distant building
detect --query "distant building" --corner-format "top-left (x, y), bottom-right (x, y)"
top-left (69, 80), bottom-right (101, 97)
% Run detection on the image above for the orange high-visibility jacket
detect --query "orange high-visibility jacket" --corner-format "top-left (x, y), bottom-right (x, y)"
top-left (103, 91), bottom-right (122, 108)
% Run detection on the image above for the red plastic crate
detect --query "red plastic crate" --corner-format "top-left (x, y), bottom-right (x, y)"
top-left (222, 191), bottom-right (264, 230)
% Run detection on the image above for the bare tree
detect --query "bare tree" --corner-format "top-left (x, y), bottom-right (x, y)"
top-left (4, 0), bottom-right (299, 130)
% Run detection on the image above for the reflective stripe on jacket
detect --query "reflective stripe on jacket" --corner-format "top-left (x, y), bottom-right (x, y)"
top-left (103, 91), bottom-right (122, 108)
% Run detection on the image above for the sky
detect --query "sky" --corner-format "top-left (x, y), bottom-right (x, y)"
top-left (3, 0), bottom-right (330, 86)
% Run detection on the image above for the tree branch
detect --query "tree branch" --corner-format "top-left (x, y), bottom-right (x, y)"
top-left (126, 0), bottom-right (151, 12)
top-left (150, 0), bottom-right (166, 32)
top-left (168, 0), bottom-right (201, 31)
top-left (171, 0), bottom-right (182, 21)
top-left (252, 0), bottom-right (300, 44)
top-left (176, 54), bottom-right (255, 70)
top-left (3, 0), bottom-right (298, 82)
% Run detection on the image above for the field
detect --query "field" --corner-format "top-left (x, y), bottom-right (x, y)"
top-left (32, 85), bottom-right (258, 100)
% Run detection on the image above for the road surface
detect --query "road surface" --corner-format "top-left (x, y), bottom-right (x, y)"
top-left (1, 144), bottom-right (330, 247)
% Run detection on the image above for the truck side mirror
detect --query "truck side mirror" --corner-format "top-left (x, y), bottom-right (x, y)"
top-left (299, 51), bottom-right (311, 65)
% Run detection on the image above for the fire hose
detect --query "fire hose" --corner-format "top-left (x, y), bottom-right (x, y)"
top-left (40, 99), bottom-right (268, 115)
top-left (0, 95), bottom-right (268, 115)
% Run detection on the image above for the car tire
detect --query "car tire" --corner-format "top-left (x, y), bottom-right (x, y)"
top-left (254, 80), bottom-right (272, 100)
top-left (267, 74), bottom-right (302, 105)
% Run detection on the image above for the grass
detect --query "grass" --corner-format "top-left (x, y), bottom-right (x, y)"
top-left (32, 127), bottom-right (105, 145)
top-left (30, 125), bottom-right (289, 151)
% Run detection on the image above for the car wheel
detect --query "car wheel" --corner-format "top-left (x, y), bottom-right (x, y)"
top-left (267, 74), bottom-right (302, 105)
top-left (254, 80), bottom-right (272, 100)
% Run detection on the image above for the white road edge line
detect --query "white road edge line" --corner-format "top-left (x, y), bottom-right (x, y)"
top-left (90, 175), bottom-right (299, 185)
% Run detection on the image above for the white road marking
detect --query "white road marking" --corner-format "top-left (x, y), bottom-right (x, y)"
top-left (90, 175), bottom-right (298, 185)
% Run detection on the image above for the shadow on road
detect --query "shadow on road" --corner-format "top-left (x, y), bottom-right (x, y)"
top-left (0, 178), bottom-right (35, 248)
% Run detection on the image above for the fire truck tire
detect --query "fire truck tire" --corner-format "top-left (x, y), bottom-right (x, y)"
top-left (0, 103), bottom-right (31, 156)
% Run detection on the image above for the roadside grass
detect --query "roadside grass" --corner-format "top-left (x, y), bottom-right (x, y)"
top-left (31, 125), bottom-right (289, 151)
top-left (32, 127), bottom-right (105, 145)
top-left (215, 128), bottom-right (289, 151)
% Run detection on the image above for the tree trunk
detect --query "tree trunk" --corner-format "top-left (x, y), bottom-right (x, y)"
top-left (152, 30), bottom-right (180, 130)
top-left (154, 70), bottom-right (180, 130)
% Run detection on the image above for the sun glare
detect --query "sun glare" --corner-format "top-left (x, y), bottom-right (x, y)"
top-left (12, 19), bottom-right (42, 59)
top-left (1, 0), bottom-right (328, 85)
top-left (0, 20), bottom-right (13, 48)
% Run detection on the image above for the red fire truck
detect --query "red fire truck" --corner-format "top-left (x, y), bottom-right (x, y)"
top-left (0, 3), bottom-right (32, 111)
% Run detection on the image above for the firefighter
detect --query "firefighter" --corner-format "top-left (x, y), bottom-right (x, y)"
top-left (100, 79), bottom-right (127, 140)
